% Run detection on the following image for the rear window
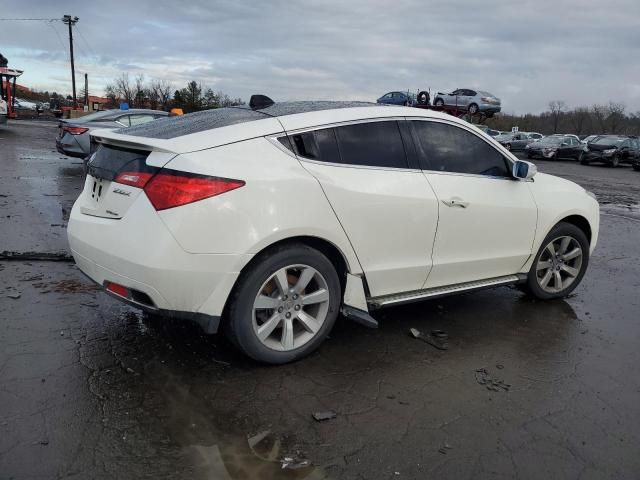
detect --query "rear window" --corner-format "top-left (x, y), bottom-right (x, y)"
top-left (87, 144), bottom-right (151, 181)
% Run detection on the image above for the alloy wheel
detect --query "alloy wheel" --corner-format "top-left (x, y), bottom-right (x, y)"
top-left (535, 236), bottom-right (583, 294)
top-left (252, 264), bottom-right (330, 352)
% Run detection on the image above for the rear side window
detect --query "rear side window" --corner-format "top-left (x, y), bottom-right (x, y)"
top-left (291, 128), bottom-right (340, 163)
top-left (334, 121), bottom-right (408, 168)
top-left (412, 121), bottom-right (509, 177)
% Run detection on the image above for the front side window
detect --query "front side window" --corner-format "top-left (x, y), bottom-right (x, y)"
top-left (412, 121), bottom-right (510, 177)
top-left (334, 121), bottom-right (408, 168)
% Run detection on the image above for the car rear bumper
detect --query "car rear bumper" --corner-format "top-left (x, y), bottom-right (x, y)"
top-left (478, 104), bottom-right (501, 113)
top-left (67, 194), bottom-right (253, 329)
top-left (56, 135), bottom-right (87, 158)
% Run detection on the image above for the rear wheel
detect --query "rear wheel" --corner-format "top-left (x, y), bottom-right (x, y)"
top-left (226, 244), bottom-right (341, 364)
top-left (468, 103), bottom-right (479, 115)
top-left (523, 222), bottom-right (589, 300)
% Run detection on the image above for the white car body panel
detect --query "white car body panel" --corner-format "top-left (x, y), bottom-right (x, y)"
top-left (423, 171), bottom-right (537, 288)
top-left (299, 160), bottom-right (438, 296)
top-left (157, 137), bottom-right (363, 273)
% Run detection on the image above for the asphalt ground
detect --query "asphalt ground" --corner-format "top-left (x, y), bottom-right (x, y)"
top-left (1, 121), bottom-right (639, 479)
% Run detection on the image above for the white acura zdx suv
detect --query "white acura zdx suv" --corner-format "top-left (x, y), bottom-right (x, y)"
top-left (68, 97), bottom-right (599, 364)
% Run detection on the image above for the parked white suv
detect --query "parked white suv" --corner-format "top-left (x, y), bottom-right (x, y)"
top-left (68, 99), bottom-right (599, 364)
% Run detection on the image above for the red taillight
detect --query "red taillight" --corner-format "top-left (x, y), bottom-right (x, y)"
top-left (105, 281), bottom-right (129, 298)
top-left (114, 171), bottom-right (155, 188)
top-left (63, 126), bottom-right (89, 135)
top-left (144, 171), bottom-right (245, 211)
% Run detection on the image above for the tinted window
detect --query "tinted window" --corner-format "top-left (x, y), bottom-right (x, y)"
top-left (412, 121), bottom-right (510, 177)
top-left (291, 128), bottom-right (340, 163)
top-left (335, 121), bottom-right (408, 168)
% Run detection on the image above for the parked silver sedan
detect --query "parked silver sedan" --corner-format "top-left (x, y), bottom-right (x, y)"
top-left (433, 89), bottom-right (501, 116)
top-left (56, 109), bottom-right (168, 158)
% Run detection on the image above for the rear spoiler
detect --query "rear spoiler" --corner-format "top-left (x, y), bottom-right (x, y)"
top-left (90, 128), bottom-right (177, 154)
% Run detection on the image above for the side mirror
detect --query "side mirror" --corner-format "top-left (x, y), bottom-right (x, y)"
top-left (513, 160), bottom-right (537, 180)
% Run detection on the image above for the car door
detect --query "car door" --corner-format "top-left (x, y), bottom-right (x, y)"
top-left (285, 119), bottom-right (439, 296)
top-left (410, 119), bottom-right (537, 288)
top-left (618, 139), bottom-right (632, 161)
top-left (569, 137), bottom-right (583, 159)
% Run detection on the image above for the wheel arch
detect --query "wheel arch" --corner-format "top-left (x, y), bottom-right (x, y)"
top-left (558, 214), bottom-right (592, 244)
top-left (219, 235), bottom-right (361, 325)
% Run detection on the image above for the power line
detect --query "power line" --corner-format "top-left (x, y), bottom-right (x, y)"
top-left (0, 18), bottom-right (59, 21)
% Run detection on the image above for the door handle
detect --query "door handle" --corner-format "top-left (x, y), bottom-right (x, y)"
top-left (442, 198), bottom-right (469, 208)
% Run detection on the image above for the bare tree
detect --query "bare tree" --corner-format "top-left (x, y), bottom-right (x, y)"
top-left (606, 101), bottom-right (626, 134)
top-left (591, 104), bottom-right (608, 133)
top-left (567, 106), bottom-right (591, 136)
top-left (112, 73), bottom-right (135, 106)
top-left (150, 79), bottom-right (173, 110)
top-left (548, 100), bottom-right (567, 134)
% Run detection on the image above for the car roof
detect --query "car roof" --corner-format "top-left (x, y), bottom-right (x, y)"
top-left (119, 101), bottom-right (379, 139)
top-left (96, 102), bottom-right (468, 154)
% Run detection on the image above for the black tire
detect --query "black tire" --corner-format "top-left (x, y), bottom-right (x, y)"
top-left (580, 158), bottom-right (589, 165)
top-left (523, 222), bottom-right (590, 300)
top-left (610, 155), bottom-right (620, 168)
top-left (632, 164), bottom-right (640, 171)
top-left (226, 243), bottom-right (341, 364)
top-left (526, 152), bottom-right (533, 159)
top-left (468, 103), bottom-right (479, 115)
top-left (417, 91), bottom-right (430, 105)
top-left (505, 143), bottom-right (512, 151)
top-left (434, 98), bottom-right (444, 107)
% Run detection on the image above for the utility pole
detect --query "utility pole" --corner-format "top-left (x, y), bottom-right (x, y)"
top-left (84, 73), bottom-right (88, 109)
top-left (62, 15), bottom-right (79, 107)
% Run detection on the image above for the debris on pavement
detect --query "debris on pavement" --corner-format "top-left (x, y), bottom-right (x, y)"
top-left (0, 250), bottom-right (74, 262)
top-left (7, 292), bottom-right (21, 299)
top-left (281, 450), bottom-right (312, 470)
top-left (438, 443), bottom-right (453, 454)
top-left (409, 328), bottom-right (449, 350)
top-left (475, 368), bottom-right (510, 392)
top-left (312, 410), bottom-right (337, 422)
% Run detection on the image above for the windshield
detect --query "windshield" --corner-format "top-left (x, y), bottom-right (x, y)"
top-left (592, 136), bottom-right (625, 145)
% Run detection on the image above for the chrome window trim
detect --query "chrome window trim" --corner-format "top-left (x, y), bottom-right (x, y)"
top-left (267, 116), bottom-right (419, 172)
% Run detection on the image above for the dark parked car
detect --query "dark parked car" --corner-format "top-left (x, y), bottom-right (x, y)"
top-left (525, 135), bottom-right (586, 161)
top-left (376, 91), bottom-right (416, 106)
top-left (581, 135), bottom-right (640, 167)
top-left (56, 108), bottom-right (168, 158)
top-left (495, 132), bottom-right (534, 151)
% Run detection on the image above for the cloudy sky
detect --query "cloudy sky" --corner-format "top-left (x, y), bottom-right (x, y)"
top-left (2, 0), bottom-right (639, 114)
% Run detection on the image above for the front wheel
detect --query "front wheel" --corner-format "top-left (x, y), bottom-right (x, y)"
top-left (610, 155), bottom-right (620, 168)
top-left (468, 103), bottom-right (479, 115)
top-left (435, 98), bottom-right (444, 107)
top-left (226, 244), bottom-right (341, 364)
top-left (523, 222), bottom-right (590, 300)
